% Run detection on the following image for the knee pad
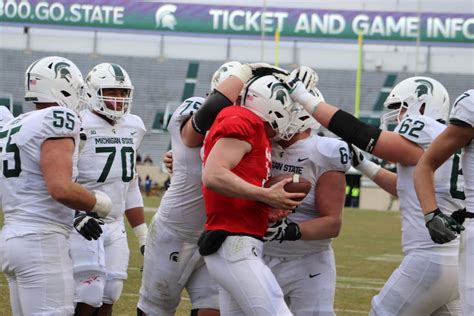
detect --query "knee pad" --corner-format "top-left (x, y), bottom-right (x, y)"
top-left (103, 279), bottom-right (124, 304)
top-left (75, 272), bottom-right (105, 308)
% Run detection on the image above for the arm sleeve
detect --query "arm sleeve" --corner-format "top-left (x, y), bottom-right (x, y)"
top-left (126, 175), bottom-right (144, 210)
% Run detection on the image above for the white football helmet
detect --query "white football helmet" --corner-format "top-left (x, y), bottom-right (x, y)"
top-left (84, 63), bottom-right (133, 120)
top-left (281, 86), bottom-right (324, 139)
top-left (381, 76), bottom-right (450, 128)
top-left (210, 61), bottom-right (242, 91)
top-left (290, 66), bottom-right (319, 90)
top-left (241, 75), bottom-right (302, 140)
top-left (24, 56), bottom-right (84, 111)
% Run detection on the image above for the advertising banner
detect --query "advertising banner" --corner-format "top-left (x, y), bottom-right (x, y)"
top-left (0, 1), bottom-right (473, 45)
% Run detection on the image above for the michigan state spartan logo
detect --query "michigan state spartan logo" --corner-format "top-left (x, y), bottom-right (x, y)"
top-left (414, 79), bottom-right (434, 97)
top-left (155, 4), bottom-right (177, 30)
top-left (54, 62), bottom-right (72, 83)
top-left (270, 82), bottom-right (290, 105)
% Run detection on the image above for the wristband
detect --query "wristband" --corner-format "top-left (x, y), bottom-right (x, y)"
top-left (92, 190), bottom-right (112, 219)
top-left (424, 208), bottom-right (441, 223)
top-left (133, 223), bottom-right (148, 248)
top-left (356, 159), bottom-right (382, 180)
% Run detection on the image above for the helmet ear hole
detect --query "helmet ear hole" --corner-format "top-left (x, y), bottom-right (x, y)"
top-left (419, 103), bottom-right (426, 115)
top-left (274, 111), bottom-right (284, 119)
top-left (61, 91), bottom-right (71, 97)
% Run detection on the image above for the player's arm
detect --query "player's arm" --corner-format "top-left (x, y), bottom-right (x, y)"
top-left (288, 82), bottom-right (424, 166)
top-left (202, 137), bottom-right (303, 210)
top-left (41, 137), bottom-right (111, 218)
top-left (349, 144), bottom-right (398, 196)
top-left (414, 123), bottom-right (474, 215)
top-left (124, 175), bottom-right (148, 255)
top-left (299, 171), bottom-right (346, 240)
top-left (181, 77), bottom-right (240, 147)
top-left (182, 63), bottom-right (288, 147)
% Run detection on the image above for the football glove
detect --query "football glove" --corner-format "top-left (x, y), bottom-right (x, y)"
top-left (283, 78), bottom-right (324, 114)
top-left (450, 208), bottom-right (468, 226)
top-left (424, 208), bottom-right (464, 244)
top-left (74, 211), bottom-right (104, 241)
top-left (264, 218), bottom-right (302, 243)
top-left (348, 143), bottom-right (381, 180)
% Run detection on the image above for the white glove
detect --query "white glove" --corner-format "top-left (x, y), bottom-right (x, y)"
top-left (92, 190), bottom-right (112, 219)
top-left (349, 144), bottom-right (381, 180)
top-left (290, 66), bottom-right (319, 90)
top-left (288, 79), bottom-right (324, 114)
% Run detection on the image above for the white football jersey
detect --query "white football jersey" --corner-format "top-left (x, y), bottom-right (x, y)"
top-left (264, 135), bottom-right (350, 257)
top-left (76, 110), bottom-right (146, 223)
top-left (395, 115), bottom-right (464, 255)
top-left (0, 107), bottom-right (81, 239)
top-left (157, 97), bottom-right (205, 240)
top-left (0, 106), bottom-right (13, 130)
top-left (450, 90), bottom-right (474, 213)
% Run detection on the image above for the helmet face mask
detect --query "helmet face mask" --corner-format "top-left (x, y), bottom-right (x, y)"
top-left (210, 61), bottom-right (242, 91)
top-left (24, 56), bottom-right (84, 112)
top-left (240, 75), bottom-right (303, 141)
top-left (84, 63), bottom-right (133, 121)
top-left (381, 76), bottom-right (450, 129)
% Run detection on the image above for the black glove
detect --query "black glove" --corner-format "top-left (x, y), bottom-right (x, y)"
top-left (450, 208), bottom-right (467, 225)
top-left (74, 211), bottom-right (104, 241)
top-left (247, 63), bottom-right (289, 78)
top-left (424, 208), bottom-right (464, 244)
top-left (264, 218), bottom-right (302, 243)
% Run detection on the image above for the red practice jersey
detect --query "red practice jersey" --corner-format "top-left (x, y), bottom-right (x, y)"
top-left (202, 106), bottom-right (272, 237)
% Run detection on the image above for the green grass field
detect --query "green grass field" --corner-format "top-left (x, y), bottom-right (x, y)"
top-left (0, 195), bottom-right (402, 315)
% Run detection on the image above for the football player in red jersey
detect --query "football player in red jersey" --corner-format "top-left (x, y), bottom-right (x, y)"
top-left (199, 74), bottom-right (306, 315)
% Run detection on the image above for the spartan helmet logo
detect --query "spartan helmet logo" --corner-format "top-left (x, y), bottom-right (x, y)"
top-left (54, 62), bottom-right (72, 83)
top-left (269, 82), bottom-right (289, 105)
top-left (155, 4), bottom-right (177, 30)
top-left (414, 79), bottom-right (434, 98)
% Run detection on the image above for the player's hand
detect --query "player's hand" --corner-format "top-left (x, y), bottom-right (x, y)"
top-left (349, 143), bottom-right (365, 168)
top-left (264, 218), bottom-right (302, 243)
top-left (163, 150), bottom-right (173, 174)
top-left (348, 143), bottom-right (381, 179)
top-left (425, 208), bottom-right (464, 244)
top-left (268, 209), bottom-right (293, 223)
top-left (263, 178), bottom-right (304, 210)
top-left (290, 66), bottom-right (318, 90)
top-left (450, 208), bottom-right (467, 226)
top-left (283, 78), bottom-right (323, 114)
top-left (74, 211), bottom-right (104, 241)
